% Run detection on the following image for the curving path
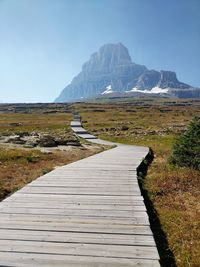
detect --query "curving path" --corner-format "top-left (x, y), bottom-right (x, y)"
top-left (0, 115), bottom-right (160, 266)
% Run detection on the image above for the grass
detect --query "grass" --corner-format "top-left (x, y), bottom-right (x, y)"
top-left (74, 98), bottom-right (200, 267)
top-left (0, 113), bottom-right (72, 134)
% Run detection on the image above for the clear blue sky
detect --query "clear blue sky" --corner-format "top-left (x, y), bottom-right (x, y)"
top-left (0, 0), bottom-right (200, 103)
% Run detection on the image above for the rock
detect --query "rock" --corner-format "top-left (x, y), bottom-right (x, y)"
top-left (136, 70), bottom-right (161, 89)
top-left (110, 127), bottom-right (116, 131)
top-left (158, 71), bottom-right (189, 89)
top-left (67, 141), bottom-right (81, 146)
top-left (54, 133), bottom-right (80, 146)
top-left (148, 130), bottom-right (157, 135)
top-left (55, 135), bottom-right (76, 146)
top-left (30, 131), bottom-right (40, 137)
top-left (15, 132), bottom-right (29, 137)
top-left (25, 137), bottom-right (39, 147)
top-left (9, 122), bottom-right (23, 127)
top-left (3, 131), bottom-right (82, 148)
top-left (121, 125), bottom-right (129, 131)
top-left (38, 135), bottom-right (57, 147)
top-left (23, 144), bottom-right (35, 148)
top-left (6, 135), bottom-right (26, 144)
top-left (170, 87), bottom-right (200, 98)
top-left (54, 137), bottom-right (69, 146)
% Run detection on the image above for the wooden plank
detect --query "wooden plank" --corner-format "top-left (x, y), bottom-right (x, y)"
top-left (0, 222), bottom-right (153, 235)
top-left (41, 176), bottom-right (138, 179)
top-left (43, 173), bottom-right (137, 177)
top-left (32, 181), bottom-right (139, 186)
top-left (0, 240), bottom-right (160, 259)
top-left (70, 121), bottom-right (82, 127)
top-left (0, 229), bottom-right (156, 246)
top-left (27, 184), bottom-right (140, 190)
top-left (19, 187), bottom-right (141, 195)
top-left (34, 179), bottom-right (139, 183)
top-left (0, 207), bottom-right (148, 219)
top-left (71, 127), bottom-right (88, 132)
top-left (76, 133), bottom-right (97, 139)
top-left (28, 183), bottom-right (139, 187)
top-left (38, 175), bottom-right (138, 179)
top-left (1, 202), bottom-right (146, 211)
top-left (6, 193), bottom-right (144, 202)
top-left (2, 201), bottom-right (145, 208)
top-left (40, 174), bottom-right (138, 178)
top-left (4, 198), bottom-right (144, 206)
top-left (31, 174), bottom-right (138, 179)
top-left (37, 170), bottom-right (137, 174)
top-left (32, 173), bottom-right (138, 177)
top-left (0, 252), bottom-right (160, 267)
top-left (0, 214), bottom-right (150, 225)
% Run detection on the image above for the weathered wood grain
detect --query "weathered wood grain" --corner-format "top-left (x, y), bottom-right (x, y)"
top-left (0, 240), bottom-right (159, 259)
top-left (0, 252), bottom-right (160, 267)
top-left (0, 229), bottom-right (156, 246)
top-left (0, 221), bottom-right (153, 235)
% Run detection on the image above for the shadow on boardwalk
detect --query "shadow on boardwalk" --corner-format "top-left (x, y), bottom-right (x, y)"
top-left (137, 149), bottom-right (176, 267)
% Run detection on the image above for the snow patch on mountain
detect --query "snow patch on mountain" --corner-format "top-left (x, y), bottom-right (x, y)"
top-left (151, 87), bottom-right (169, 94)
top-left (126, 87), bottom-right (169, 94)
top-left (101, 85), bottom-right (114, 95)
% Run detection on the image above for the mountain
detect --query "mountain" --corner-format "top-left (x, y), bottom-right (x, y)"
top-left (55, 43), bottom-right (200, 102)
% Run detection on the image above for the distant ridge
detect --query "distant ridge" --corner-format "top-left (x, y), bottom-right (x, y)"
top-left (55, 43), bottom-right (200, 102)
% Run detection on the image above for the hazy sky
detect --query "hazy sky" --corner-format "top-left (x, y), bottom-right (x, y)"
top-left (0, 0), bottom-right (200, 103)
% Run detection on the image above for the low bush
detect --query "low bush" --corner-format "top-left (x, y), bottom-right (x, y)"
top-left (169, 116), bottom-right (200, 170)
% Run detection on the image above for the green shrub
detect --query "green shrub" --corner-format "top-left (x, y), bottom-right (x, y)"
top-left (26, 155), bottom-right (41, 163)
top-left (26, 155), bottom-right (33, 163)
top-left (169, 116), bottom-right (200, 170)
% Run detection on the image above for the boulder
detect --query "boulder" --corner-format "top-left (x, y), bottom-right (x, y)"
top-left (38, 135), bottom-right (57, 147)
top-left (7, 135), bottom-right (26, 144)
top-left (25, 137), bottom-right (39, 147)
top-left (121, 125), bottom-right (129, 131)
top-left (67, 140), bottom-right (81, 146)
top-left (55, 135), bottom-right (81, 146)
top-left (54, 136), bottom-right (70, 146)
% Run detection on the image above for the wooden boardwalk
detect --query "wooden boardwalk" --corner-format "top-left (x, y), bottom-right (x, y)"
top-left (0, 117), bottom-right (160, 266)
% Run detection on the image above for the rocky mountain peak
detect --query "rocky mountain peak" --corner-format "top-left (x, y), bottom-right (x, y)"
top-left (158, 70), bottom-right (189, 89)
top-left (55, 43), bottom-right (199, 102)
top-left (98, 42), bottom-right (132, 65)
top-left (160, 70), bottom-right (178, 82)
top-left (82, 43), bottom-right (133, 73)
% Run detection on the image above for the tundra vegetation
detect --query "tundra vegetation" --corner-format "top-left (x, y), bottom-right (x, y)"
top-left (74, 98), bottom-right (200, 267)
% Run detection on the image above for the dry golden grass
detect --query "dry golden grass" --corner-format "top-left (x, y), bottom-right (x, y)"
top-left (0, 112), bottom-right (72, 134)
top-left (74, 99), bottom-right (200, 267)
top-left (146, 159), bottom-right (200, 267)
